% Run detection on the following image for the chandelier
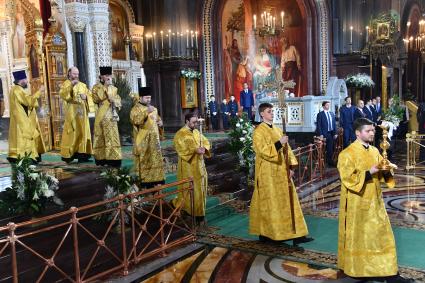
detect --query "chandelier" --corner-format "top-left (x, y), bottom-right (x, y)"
top-left (253, 10), bottom-right (285, 37)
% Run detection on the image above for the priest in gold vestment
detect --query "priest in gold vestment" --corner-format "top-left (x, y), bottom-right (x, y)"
top-left (130, 87), bottom-right (165, 188)
top-left (172, 113), bottom-right (211, 222)
top-left (92, 67), bottom-right (122, 167)
top-left (8, 70), bottom-right (46, 163)
top-left (250, 103), bottom-right (312, 246)
top-left (59, 67), bottom-right (94, 163)
top-left (337, 118), bottom-right (413, 283)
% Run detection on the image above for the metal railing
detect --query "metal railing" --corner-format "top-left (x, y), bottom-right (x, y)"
top-left (406, 132), bottom-right (425, 170)
top-left (292, 137), bottom-right (326, 188)
top-left (0, 178), bottom-right (195, 283)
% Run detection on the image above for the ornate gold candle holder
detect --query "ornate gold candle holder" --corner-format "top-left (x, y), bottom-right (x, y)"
top-left (377, 123), bottom-right (398, 170)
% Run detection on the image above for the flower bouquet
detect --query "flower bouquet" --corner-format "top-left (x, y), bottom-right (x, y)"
top-left (228, 113), bottom-right (255, 177)
top-left (0, 154), bottom-right (62, 216)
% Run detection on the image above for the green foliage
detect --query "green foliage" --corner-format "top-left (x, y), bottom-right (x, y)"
top-left (0, 154), bottom-right (62, 217)
top-left (382, 96), bottom-right (405, 126)
top-left (100, 167), bottom-right (137, 198)
top-left (181, 69), bottom-right (201, 79)
top-left (114, 76), bottom-right (133, 143)
top-left (228, 113), bottom-right (255, 176)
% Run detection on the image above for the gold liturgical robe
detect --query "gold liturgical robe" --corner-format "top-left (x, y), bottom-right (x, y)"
top-left (59, 80), bottom-right (94, 159)
top-left (337, 140), bottom-right (397, 277)
top-left (250, 122), bottom-right (308, 240)
top-left (8, 85), bottom-right (46, 160)
top-left (92, 83), bottom-right (122, 164)
top-left (130, 103), bottom-right (165, 184)
top-left (172, 126), bottom-right (211, 216)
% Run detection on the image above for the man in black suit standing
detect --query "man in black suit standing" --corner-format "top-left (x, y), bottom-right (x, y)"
top-left (208, 95), bottom-right (219, 130)
top-left (316, 101), bottom-right (337, 166)
top-left (240, 82), bottom-right (254, 120)
top-left (353, 100), bottom-right (367, 121)
top-left (363, 99), bottom-right (375, 122)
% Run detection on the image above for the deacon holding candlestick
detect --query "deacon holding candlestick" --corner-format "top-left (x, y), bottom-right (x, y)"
top-left (337, 118), bottom-right (413, 283)
top-left (172, 113), bottom-right (211, 224)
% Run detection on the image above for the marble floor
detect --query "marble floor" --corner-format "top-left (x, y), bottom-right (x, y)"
top-left (138, 246), bottom-right (359, 283)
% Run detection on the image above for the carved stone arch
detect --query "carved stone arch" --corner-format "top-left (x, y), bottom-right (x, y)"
top-left (109, 0), bottom-right (135, 25)
top-left (200, 0), bottom-right (330, 105)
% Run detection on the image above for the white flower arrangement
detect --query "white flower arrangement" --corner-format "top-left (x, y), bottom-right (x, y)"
top-left (345, 73), bottom-right (375, 88)
top-left (0, 154), bottom-right (62, 216)
top-left (181, 68), bottom-right (201, 79)
top-left (228, 114), bottom-right (255, 177)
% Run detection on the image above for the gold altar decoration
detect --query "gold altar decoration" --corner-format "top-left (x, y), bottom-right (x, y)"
top-left (44, 17), bottom-right (68, 150)
top-left (20, 0), bottom-right (52, 150)
top-left (377, 124), bottom-right (397, 170)
top-left (406, 131), bottom-right (425, 170)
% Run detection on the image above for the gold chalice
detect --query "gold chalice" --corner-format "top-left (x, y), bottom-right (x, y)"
top-left (377, 123), bottom-right (398, 170)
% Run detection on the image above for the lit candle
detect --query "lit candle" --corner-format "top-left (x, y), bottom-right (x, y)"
top-left (350, 26), bottom-right (353, 44)
top-left (267, 13), bottom-right (270, 26)
top-left (403, 38), bottom-right (408, 51)
top-left (365, 26), bottom-right (369, 43)
top-left (190, 30), bottom-right (194, 48)
top-left (253, 14), bottom-right (257, 30)
top-left (409, 36), bottom-right (413, 50)
top-left (186, 29), bottom-right (189, 48)
top-left (273, 17), bottom-right (275, 29)
top-left (261, 13), bottom-right (264, 27)
top-left (195, 31), bottom-right (198, 49)
top-left (160, 30), bottom-right (164, 51)
top-left (281, 11), bottom-right (284, 28)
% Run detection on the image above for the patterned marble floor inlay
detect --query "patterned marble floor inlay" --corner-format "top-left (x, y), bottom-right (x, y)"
top-left (300, 171), bottom-right (425, 227)
top-left (138, 246), bottom-right (369, 283)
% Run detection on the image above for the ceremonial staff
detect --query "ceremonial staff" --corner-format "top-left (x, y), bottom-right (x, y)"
top-left (278, 90), bottom-right (296, 233)
top-left (198, 117), bottom-right (208, 197)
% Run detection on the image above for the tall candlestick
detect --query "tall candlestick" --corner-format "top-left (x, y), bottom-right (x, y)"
top-left (273, 17), bottom-right (275, 29)
top-left (281, 11), bottom-right (284, 27)
top-left (253, 14), bottom-right (257, 30)
top-left (261, 14), bottom-right (264, 27)
top-left (195, 31), bottom-right (198, 49)
top-left (186, 30), bottom-right (189, 48)
top-left (350, 26), bottom-right (353, 44)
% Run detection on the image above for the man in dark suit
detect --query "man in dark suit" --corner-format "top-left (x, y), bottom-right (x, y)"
top-left (208, 95), bottom-right (219, 130)
top-left (240, 82), bottom-right (254, 120)
top-left (339, 97), bottom-right (356, 148)
top-left (353, 100), bottom-right (367, 121)
top-left (221, 98), bottom-right (230, 130)
top-left (317, 101), bottom-right (337, 166)
top-left (364, 99), bottom-right (376, 123)
top-left (374, 96), bottom-right (382, 117)
top-left (229, 95), bottom-right (239, 119)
